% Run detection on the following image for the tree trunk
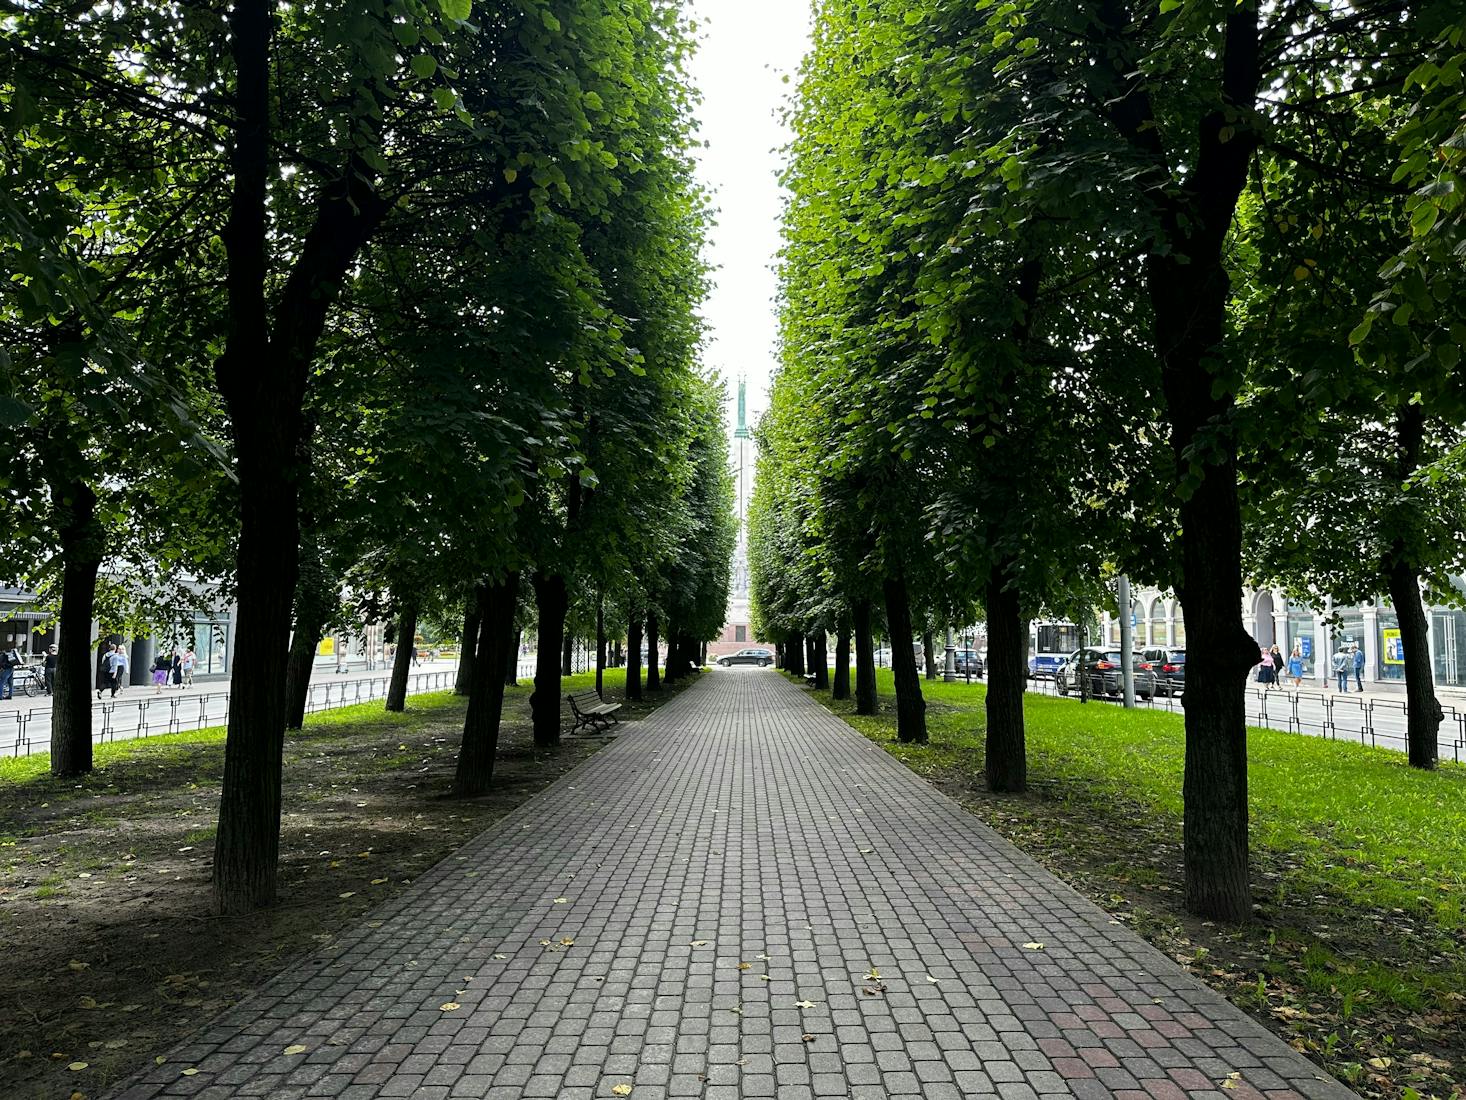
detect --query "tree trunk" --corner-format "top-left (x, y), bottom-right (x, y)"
top-left (384, 601), bottom-right (417, 712)
top-left (984, 568), bottom-right (1026, 792)
top-left (1083, 0), bottom-right (1262, 922)
top-left (787, 632), bottom-right (806, 676)
top-left (561, 633), bottom-right (573, 676)
top-left (454, 597), bottom-right (481, 696)
top-left (1387, 556), bottom-right (1440, 769)
top-left (504, 628), bottom-right (521, 687)
top-left (812, 632), bottom-right (829, 690)
top-left (595, 597), bottom-right (606, 696)
top-left (645, 611), bottom-right (661, 692)
top-left (923, 632), bottom-right (937, 680)
top-left (50, 490), bottom-right (102, 778)
top-left (833, 616), bottom-right (851, 700)
top-left (664, 622), bottom-right (682, 683)
top-left (853, 599), bottom-right (877, 715)
top-left (626, 610), bottom-right (644, 702)
top-left (283, 604), bottom-right (326, 731)
top-left (210, 0), bottom-right (391, 914)
top-left (883, 575), bottom-right (927, 743)
top-left (531, 572), bottom-right (569, 748)
top-left (453, 574), bottom-right (519, 796)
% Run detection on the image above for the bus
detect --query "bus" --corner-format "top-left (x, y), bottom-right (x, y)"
top-left (1028, 620), bottom-right (1081, 679)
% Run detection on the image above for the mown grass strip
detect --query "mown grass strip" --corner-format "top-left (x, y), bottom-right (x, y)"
top-left (829, 671), bottom-right (1465, 932)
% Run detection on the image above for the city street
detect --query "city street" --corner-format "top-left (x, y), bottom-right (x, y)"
top-left (0, 658), bottom-right (467, 759)
top-left (1026, 676), bottom-right (1466, 763)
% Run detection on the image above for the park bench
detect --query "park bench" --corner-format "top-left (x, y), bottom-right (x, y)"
top-left (567, 688), bottom-right (621, 735)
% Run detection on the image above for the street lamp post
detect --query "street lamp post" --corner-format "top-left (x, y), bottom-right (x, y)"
top-left (943, 627), bottom-right (957, 682)
top-left (1118, 574), bottom-right (1135, 708)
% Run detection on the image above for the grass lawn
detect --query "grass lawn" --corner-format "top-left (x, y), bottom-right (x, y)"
top-left (0, 667), bottom-right (679, 1100)
top-left (805, 670), bottom-right (1465, 1100)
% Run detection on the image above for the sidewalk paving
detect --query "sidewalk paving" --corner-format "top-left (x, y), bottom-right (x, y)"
top-left (111, 668), bottom-right (1354, 1100)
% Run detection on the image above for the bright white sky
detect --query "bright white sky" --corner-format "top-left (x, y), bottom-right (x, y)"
top-left (687, 0), bottom-right (813, 432)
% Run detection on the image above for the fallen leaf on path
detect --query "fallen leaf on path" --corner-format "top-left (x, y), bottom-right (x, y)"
top-left (690, 940), bottom-right (708, 947)
top-left (925, 975), bottom-right (940, 984)
top-left (370, 878), bottom-right (388, 885)
top-left (68, 960), bottom-right (89, 971)
top-left (283, 1045), bottom-right (308, 1056)
top-left (439, 1002), bottom-right (460, 1012)
top-left (554, 897), bottom-right (568, 904)
top-left (1022, 942), bottom-right (1044, 951)
top-left (612, 1085), bottom-right (632, 1096)
top-left (801, 1033), bottom-right (815, 1042)
top-left (794, 1000), bottom-right (818, 1009)
top-left (737, 962), bottom-right (751, 971)
top-left (338, 892), bottom-right (355, 899)
top-left (492, 954), bottom-right (506, 959)
top-left (180, 1068), bottom-right (198, 1076)
top-left (67, 1062), bottom-right (88, 1071)
top-left (864, 968), bottom-right (881, 980)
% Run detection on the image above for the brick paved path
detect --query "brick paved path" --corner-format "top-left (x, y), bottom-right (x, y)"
top-left (114, 669), bottom-right (1354, 1100)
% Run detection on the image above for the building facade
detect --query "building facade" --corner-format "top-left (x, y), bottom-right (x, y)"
top-left (1102, 585), bottom-right (1466, 692)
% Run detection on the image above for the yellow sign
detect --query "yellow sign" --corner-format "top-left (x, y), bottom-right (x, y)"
top-left (1382, 628), bottom-right (1403, 665)
top-left (316, 637), bottom-right (335, 656)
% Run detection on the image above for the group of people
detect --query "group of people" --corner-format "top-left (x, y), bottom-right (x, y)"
top-left (95, 644), bottom-right (197, 698)
top-left (1256, 641), bottom-right (1365, 692)
top-left (1330, 643), bottom-right (1366, 693)
top-left (0, 643), bottom-right (56, 699)
top-left (1255, 643), bottom-right (1305, 688)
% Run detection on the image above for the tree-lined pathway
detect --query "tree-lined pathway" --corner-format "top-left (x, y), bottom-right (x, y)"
top-left (112, 669), bottom-right (1353, 1099)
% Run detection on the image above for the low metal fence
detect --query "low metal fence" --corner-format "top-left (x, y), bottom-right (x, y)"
top-left (2, 670), bottom-right (458, 759)
top-left (1024, 674), bottom-right (1462, 762)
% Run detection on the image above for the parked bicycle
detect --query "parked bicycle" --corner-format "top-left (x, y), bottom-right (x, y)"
top-left (15, 664), bottom-right (47, 698)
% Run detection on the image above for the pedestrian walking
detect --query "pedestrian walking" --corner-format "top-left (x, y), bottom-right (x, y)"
top-left (171, 650), bottom-right (182, 686)
top-left (181, 648), bottom-right (196, 687)
top-left (43, 643), bottom-right (57, 695)
top-left (96, 642), bottom-right (112, 698)
top-left (1287, 644), bottom-right (1304, 688)
top-left (0, 644), bottom-right (20, 700)
top-left (1256, 647), bottom-right (1275, 688)
top-left (151, 649), bottom-right (171, 693)
top-left (1269, 644), bottom-right (1285, 688)
top-left (100, 644), bottom-right (128, 698)
top-left (1330, 647), bottom-right (1349, 692)
top-left (1352, 643), bottom-right (1365, 691)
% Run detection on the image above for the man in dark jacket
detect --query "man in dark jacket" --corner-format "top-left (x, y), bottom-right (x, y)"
top-left (43, 644), bottom-right (57, 695)
top-left (0, 646), bottom-right (20, 700)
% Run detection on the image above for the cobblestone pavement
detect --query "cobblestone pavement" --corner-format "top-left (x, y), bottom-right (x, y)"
top-left (111, 668), bottom-right (1355, 1100)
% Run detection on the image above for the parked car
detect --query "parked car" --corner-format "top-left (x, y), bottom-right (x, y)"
top-left (1028, 653), bottom-right (1068, 679)
top-left (717, 648), bottom-right (773, 668)
top-left (873, 642), bottom-right (924, 668)
top-left (1141, 649), bottom-right (1186, 695)
top-left (1055, 648), bottom-right (1157, 699)
top-left (953, 649), bottom-right (984, 677)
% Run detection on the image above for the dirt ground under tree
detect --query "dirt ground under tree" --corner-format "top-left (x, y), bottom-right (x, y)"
top-left (0, 673), bottom-right (681, 1100)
